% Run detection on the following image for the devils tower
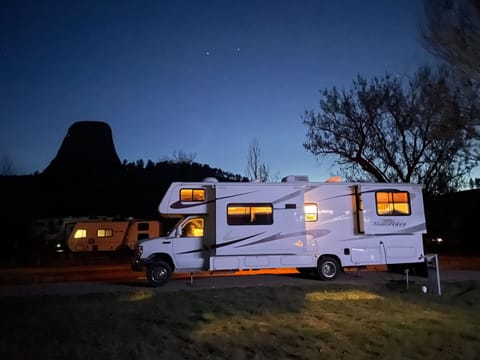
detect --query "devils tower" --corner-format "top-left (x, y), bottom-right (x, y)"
top-left (43, 121), bottom-right (121, 175)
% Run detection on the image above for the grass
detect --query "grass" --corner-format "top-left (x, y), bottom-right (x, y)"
top-left (1, 280), bottom-right (479, 360)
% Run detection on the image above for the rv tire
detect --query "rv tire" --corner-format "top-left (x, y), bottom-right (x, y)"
top-left (147, 260), bottom-right (172, 287)
top-left (316, 256), bottom-right (340, 281)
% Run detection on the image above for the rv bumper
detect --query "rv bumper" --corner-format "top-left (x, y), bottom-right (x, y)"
top-left (132, 255), bottom-right (156, 271)
top-left (131, 245), bottom-right (149, 271)
top-left (131, 257), bottom-right (147, 271)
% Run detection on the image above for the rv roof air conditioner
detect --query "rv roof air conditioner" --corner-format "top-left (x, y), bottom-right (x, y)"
top-left (202, 177), bottom-right (219, 183)
top-left (281, 175), bottom-right (309, 183)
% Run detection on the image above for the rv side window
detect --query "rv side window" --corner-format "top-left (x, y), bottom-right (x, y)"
top-left (180, 188), bottom-right (206, 202)
top-left (73, 229), bottom-right (87, 238)
top-left (375, 191), bottom-right (411, 216)
top-left (97, 228), bottom-right (113, 237)
top-left (227, 204), bottom-right (273, 225)
top-left (137, 222), bottom-right (150, 231)
top-left (304, 203), bottom-right (318, 222)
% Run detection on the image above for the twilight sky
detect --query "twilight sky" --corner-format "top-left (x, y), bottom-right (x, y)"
top-left (1, 0), bottom-right (434, 181)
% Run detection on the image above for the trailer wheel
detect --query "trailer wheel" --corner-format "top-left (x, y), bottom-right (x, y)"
top-left (147, 260), bottom-right (172, 287)
top-left (316, 256), bottom-right (340, 281)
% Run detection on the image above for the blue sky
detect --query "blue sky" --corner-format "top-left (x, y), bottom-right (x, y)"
top-left (1, 0), bottom-right (435, 181)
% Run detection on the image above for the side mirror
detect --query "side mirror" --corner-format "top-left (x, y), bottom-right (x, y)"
top-left (175, 227), bottom-right (182, 238)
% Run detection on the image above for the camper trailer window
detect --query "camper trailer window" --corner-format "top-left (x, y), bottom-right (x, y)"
top-left (375, 191), bottom-right (411, 216)
top-left (304, 203), bottom-right (318, 222)
top-left (180, 188), bottom-right (206, 202)
top-left (137, 233), bottom-right (150, 241)
top-left (73, 229), bottom-right (87, 239)
top-left (137, 223), bottom-right (150, 231)
top-left (227, 204), bottom-right (273, 225)
top-left (97, 228), bottom-right (113, 237)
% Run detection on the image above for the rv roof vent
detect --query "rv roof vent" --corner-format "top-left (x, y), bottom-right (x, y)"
top-left (202, 177), bottom-right (219, 183)
top-left (325, 176), bottom-right (342, 183)
top-left (281, 175), bottom-right (309, 183)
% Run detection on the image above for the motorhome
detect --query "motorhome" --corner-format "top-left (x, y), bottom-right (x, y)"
top-left (68, 219), bottom-right (161, 252)
top-left (132, 176), bottom-right (427, 287)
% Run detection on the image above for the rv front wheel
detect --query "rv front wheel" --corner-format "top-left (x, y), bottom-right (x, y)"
top-left (317, 256), bottom-right (340, 281)
top-left (147, 260), bottom-right (172, 287)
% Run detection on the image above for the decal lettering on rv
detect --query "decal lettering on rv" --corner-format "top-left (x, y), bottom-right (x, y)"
top-left (373, 219), bottom-right (407, 228)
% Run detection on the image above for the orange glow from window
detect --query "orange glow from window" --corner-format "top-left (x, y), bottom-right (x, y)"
top-left (376, 191), bottom-right (410, 216)
top-left (97, 228), bottom-right (113, 237)
top-left (304, 203), bottom-right (318, 221)
top-left (180, 188), bottom-right (206, 202)
top-left (74, 229), bottom-right (87, 238)
top-left (227, 204), bottom-right (273, 225)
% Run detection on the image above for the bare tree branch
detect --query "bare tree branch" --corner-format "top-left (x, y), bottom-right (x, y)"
top-left (422, 0), bottom-right (480, 86)
top-left (303, 66), bottom-right (479, 194)
top-left (245, 138), bottom-right (271, 182)
top-left (0, 154), bottom-right (16, 175)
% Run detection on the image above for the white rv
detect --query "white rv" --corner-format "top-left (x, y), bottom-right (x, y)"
top-left (132, 176), bottom-right (427, 287)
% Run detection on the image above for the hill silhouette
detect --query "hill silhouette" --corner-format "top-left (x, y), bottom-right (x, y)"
top-left (36, 121), bottom-right (246, 218)
top-left (43, 121), bottom-right (121, 175)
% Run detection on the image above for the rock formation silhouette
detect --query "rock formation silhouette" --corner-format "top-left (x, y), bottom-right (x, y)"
top-left (43, 121), bottom-right (121, 175)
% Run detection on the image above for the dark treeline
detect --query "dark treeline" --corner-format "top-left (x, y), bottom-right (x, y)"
top-left (423, 189), bottom-right (480, 255)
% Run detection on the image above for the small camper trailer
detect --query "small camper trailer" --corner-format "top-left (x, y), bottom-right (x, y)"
top-left (132, 176), bottom-right (427, 286)
top-left (68, 219), bottom-right (161, 252)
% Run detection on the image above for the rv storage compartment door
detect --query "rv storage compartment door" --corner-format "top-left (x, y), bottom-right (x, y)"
top-left (351, 247), bottom-right (381, 264)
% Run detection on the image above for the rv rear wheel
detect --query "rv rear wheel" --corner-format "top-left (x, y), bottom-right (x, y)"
top-left (147, 260), bottom-right (172, 287)
top-left (316, 256), bottom-right (340, 281)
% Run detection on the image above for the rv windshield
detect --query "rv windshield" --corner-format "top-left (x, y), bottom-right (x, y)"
top-left (167, 218), bottom-right (184, 236)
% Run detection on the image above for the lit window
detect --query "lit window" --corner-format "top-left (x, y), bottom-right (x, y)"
top-left (227, 204), bottom-right (273, 225)
top-left (304, 203), bottom-right (318, 222)
top-left (180, 188), bottom-right (206, 202)
top-left (182, 218), bottom-right (204, 237)
top-left (97, 228), bottom-right (113, 237)
top-left (376, 191), bottom-right (411, 216)
top-left (74, 229), bottom-right (87, 238)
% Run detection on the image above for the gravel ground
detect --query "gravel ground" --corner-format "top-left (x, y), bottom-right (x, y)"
top-left (1, 268), bottom-right (478, 298)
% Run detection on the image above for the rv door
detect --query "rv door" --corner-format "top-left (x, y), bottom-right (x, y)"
top-left (171, 217), bottom-right (207, 270)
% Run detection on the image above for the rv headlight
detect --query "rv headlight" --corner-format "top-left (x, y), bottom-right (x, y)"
top-left (135, 245), bottom-right (143, 257)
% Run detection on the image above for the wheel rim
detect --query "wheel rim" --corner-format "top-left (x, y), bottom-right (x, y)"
top-left (151, 266), bottom-right (167, 282)
top-left (321, 261), bottom-right (336, 278)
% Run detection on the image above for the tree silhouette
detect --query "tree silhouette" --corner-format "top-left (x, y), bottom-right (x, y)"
top-left (422, 0), bottom-right (480, 161)
top-left (303, 66), bottom-right (479, 194)
top-left (245, 138), bottom-right (271, 182)
top-left (0, 154), bottom-right (16, 175)
top-left (423, 0), bottom-right (480, 86)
